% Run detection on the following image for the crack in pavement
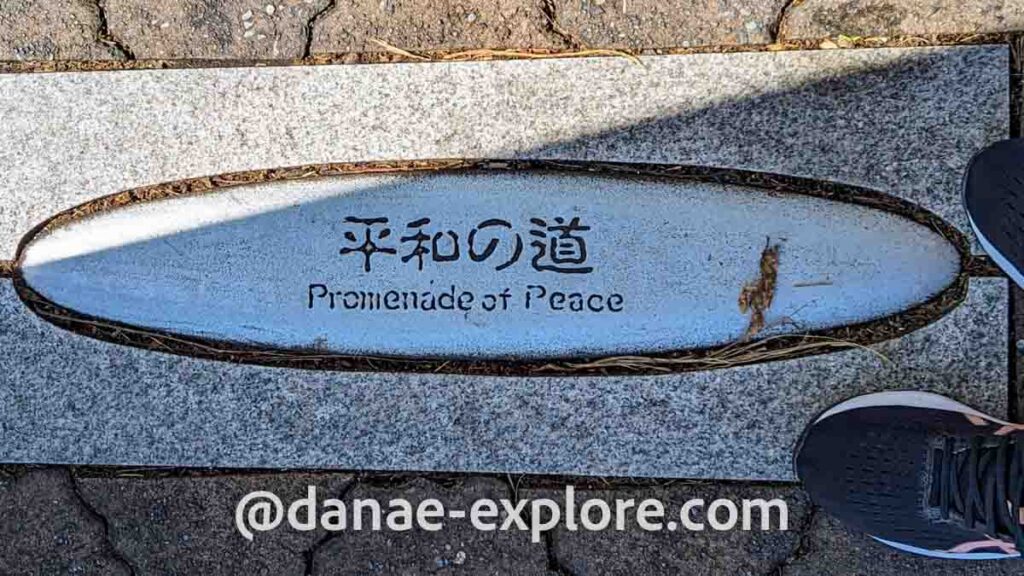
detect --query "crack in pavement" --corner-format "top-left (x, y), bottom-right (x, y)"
top-left (544, 530), bottom-right (578, 576)
top-left (67, 468), bottom-right (140, 576)
top-left (303, 0), bottom-right (338, 60)
top-left (761, 504), bottom-right (819, 576)
top-left (541, 0), bottom-right (581, 49)
top-left (302, 476), bottom-right (359, 576)
top-left (501, 475), bottom-right (578, 576)
top-left (91, 0), bottom-right (135, 60)
top-left (770, 0), bottom-right (802, 43)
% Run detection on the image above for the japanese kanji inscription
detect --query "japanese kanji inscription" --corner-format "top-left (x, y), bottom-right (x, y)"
top-left (16, 163), bottom-right (962, 361)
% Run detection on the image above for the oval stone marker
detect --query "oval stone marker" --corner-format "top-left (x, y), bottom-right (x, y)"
top-left (18, 165), bottom-right (961, 360)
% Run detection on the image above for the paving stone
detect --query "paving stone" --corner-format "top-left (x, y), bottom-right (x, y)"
top-left (311, 477), bottom-right (553, 575)
top-left (104, 0), bottom-right (330, 60)
top-left (785, 512), bottom-right (1024, 575)
top-left (0, 0), bottom-right (120, 61)
top-left (76, 473), bottom-right (353, 575)
top-left (0, 276), bottom-right (1007, 480)
top-left (310, 0), bottom-right (563, 55)
top-left (0, 47), bottom-right (1006, 259)
top-left (783, 0), bottom-right (1024, 40)
top-left (549, 0), bottom-right (788, 49)
top-left (0, 468), bottom-right (130, 575)
top-left (525, 482), bottom-right (810, 576)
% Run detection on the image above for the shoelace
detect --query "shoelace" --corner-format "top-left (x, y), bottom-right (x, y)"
top-left (929, 433), bottom-right (1024, 554)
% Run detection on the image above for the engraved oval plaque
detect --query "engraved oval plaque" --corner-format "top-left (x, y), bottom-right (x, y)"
top-left (16, 162), bottom-right (963, 367)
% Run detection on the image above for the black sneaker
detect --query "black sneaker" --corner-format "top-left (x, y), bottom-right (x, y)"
top-left (963, 138), bottom-right (1024, 286)
top-left (795, 391), bottom-right (1024, 559)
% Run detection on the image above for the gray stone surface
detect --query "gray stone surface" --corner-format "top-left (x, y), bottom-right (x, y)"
top-left (783, 0), bottom-right (1024, 40)
top-left (0, 0), bottom-right (120, 61)
top-left (1017, 37), bottom-right (1023, 137)
top-left (785, 512), bottom-right (1024, 575)
top-left (105, 0), bottom-right (330, 60)
top-left (0, 468), bottom-right (130, 575)
top-left (310, 0), bottom-right (563, 54)
top-left (21, 171), bottom-right (960, 359)
top-left (311, 477), bottom-right (553, 575)
top-left (0, 46), bottom-right (1007, 258)
top-left (526, 483), bottom-right (810, 575)
top-left (550, 0), bottom-right (788, 48)
top-left (76, 473), bottom-right (353, 575)
top-left (0, 277), bottom-right (1007, 479)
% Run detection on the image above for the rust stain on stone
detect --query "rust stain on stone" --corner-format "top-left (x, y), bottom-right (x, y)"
top-left (739, 241), bottom-right (780, 338)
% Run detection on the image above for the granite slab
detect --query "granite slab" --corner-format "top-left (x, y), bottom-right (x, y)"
top-left (0, 45), bottom-right (1010, 478)
top-left (0, 278), bottom-right (1006, 479)
top-left (19, 169), bottom-right (960, 359)
top-left (0, 46), bottom-right (1008, 259)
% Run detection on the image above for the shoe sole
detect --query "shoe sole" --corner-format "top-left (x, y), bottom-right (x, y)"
top-left (814, 390), bottom-right (1011, 425)
top-left (872, 537), bottom-right (1019, 560)
top-left (798, 390), bottom-right (1020, 560)
top-left (962, 138), bottom-right (1024, 288)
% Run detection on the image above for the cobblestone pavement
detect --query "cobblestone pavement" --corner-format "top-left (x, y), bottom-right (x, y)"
top-left (6, 468), bottom-right (1024, 575)
top-left (2, 0), bottom-right (1024, 62)
top-left (2, 1), bottom-right (1023, 574)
